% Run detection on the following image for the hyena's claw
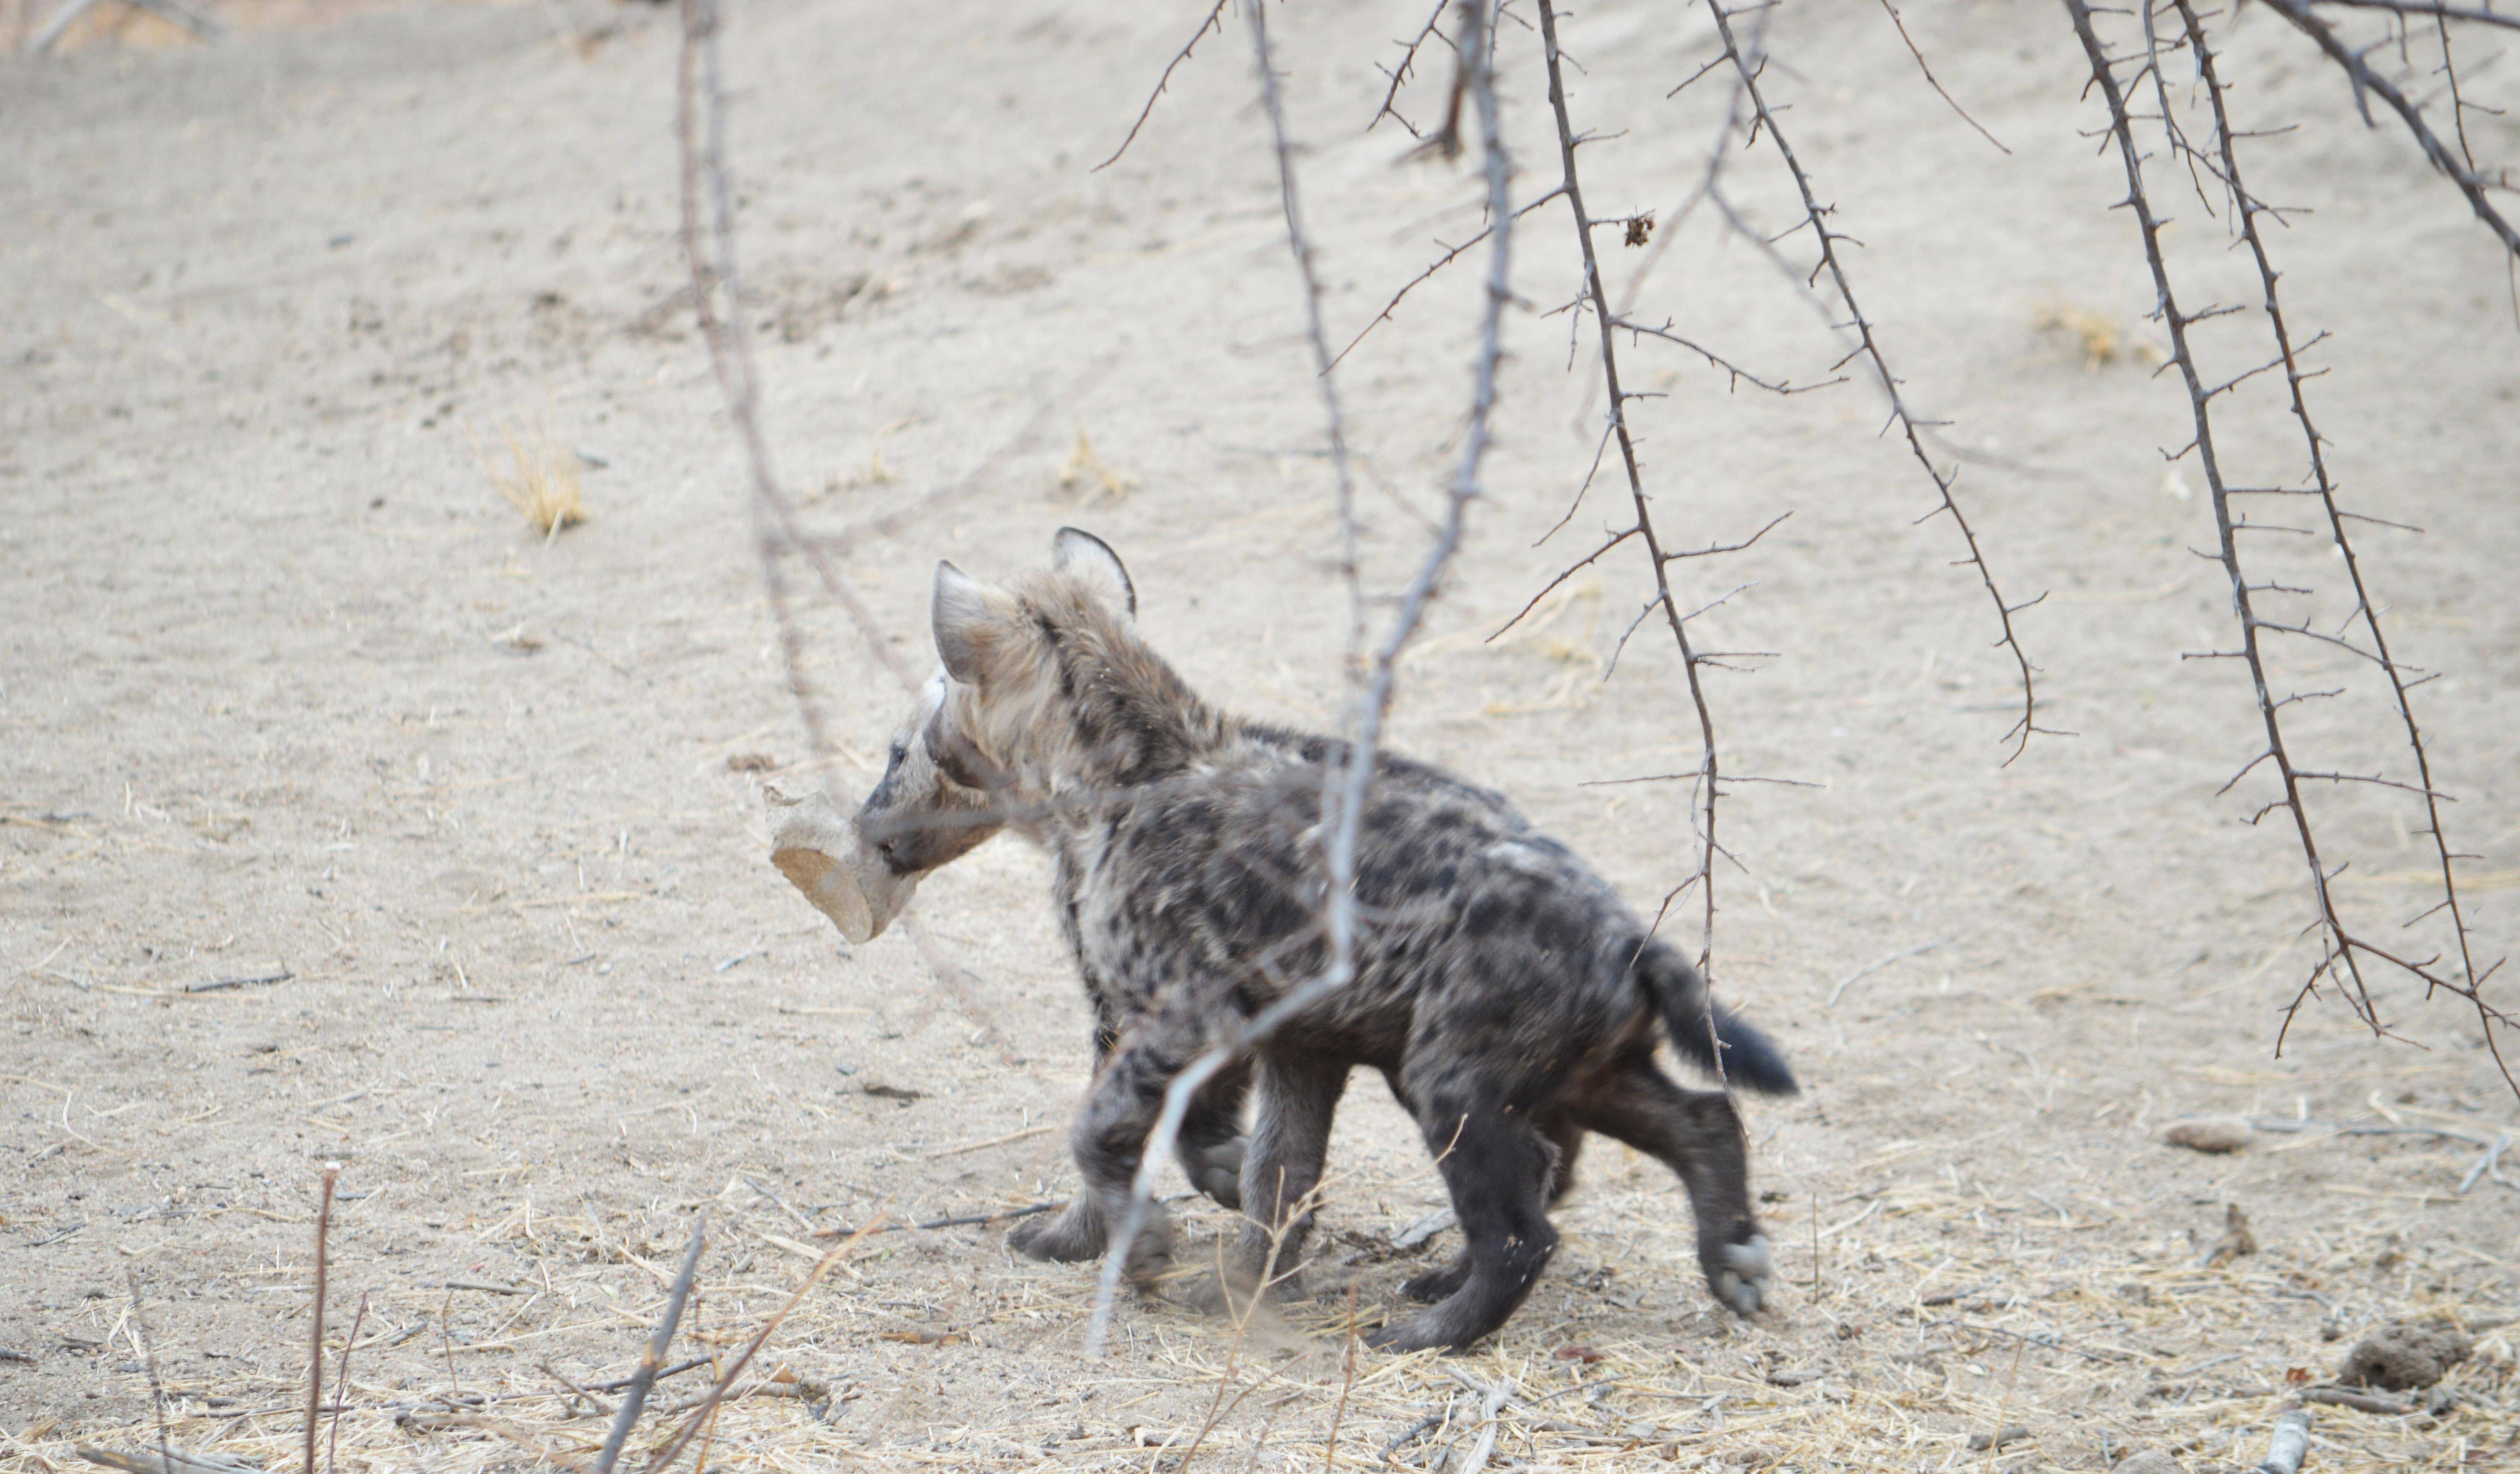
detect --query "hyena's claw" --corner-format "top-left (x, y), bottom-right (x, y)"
top-left (1008, 1203), bottom-right (1105, 1263)
top-left (1713, 1234), bottom-right (1772, 1316)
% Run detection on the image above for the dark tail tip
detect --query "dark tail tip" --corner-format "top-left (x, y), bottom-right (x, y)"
top-left (1711, 1013), bottom-right (1798, 1096)
top-left (1640, 937), bottom-right (1797, 1095)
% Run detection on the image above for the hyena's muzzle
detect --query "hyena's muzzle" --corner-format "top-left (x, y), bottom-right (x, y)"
top-left (855, 671), bottom-right (1009, 878)
top-left (766, 674), bottom-right (1005, 945)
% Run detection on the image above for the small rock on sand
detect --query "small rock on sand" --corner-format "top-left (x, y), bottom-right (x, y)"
top-left (2339, 1319), bottom-right (2472, 1391)
top-left (2161, 1117), bottom-right (2251, 1154)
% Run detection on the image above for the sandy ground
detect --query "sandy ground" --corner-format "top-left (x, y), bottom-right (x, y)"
top-left (4, 1), bottom-right (2518, 1470)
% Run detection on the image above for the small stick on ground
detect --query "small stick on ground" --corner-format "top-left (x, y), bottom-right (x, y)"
top-left (1828, 938), bottom-right (1952, 1007)
top-left (325, 1293), bottom-right (367, 1474)
top-left (2298, 1386), bottom-right (2411, 1415)
top-left (579, 1356), bottom-right (709, 1396)
top-left (594, 1217), bottom-right (705, 1474)
top-left (303, 1167), bottom-right (337, 1474)
top-left (183, 969), bottom-right (290, 995)
top-left (809, 1201), bottom-right (1059, 1238)
top-left (1322, 1283), bottom-right (1359, 1474)
top-left (641, 1216), bottom-right (883, 1473)
top-left (122, 1269), bottom-right (171, 1474)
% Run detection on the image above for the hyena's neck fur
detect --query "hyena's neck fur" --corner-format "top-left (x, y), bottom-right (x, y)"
top-left (960, 572), bottom-right (1235, 829)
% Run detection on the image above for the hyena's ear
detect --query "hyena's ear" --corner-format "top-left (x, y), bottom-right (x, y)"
top-left (1051, 526), bottom-right (1136, 620)
top-left (932, 560), bottom-right (1000, 686)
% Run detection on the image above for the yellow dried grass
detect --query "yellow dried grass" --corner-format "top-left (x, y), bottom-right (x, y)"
top-left (478, 419), bottom-right (586, 540)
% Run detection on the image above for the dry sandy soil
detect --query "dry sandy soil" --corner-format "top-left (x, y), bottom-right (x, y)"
top-left (4, 1), bottom-right (2518, 1471)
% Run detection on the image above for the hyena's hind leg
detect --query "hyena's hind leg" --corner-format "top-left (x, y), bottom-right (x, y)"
top-left (1009, 1009), bottom-right (1204, 1286)
top-left (1400, 1110), bottom-right (1582, 1304)
top-left (1229, 1053), bottom-right (1348, 1296)
top-left (1569, 1058), bottom-right (1769, 1315)
top-left (1370, 1094), bottom-right (1561, 1352)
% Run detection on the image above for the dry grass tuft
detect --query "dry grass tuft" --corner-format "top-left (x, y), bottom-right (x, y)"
top-left (479, 420), bottom-right (586, 539)
top-left (2032, 302), bottom-right (2124, 368)
top-left (2032, 302), bottom-right (2167, 370)
top-left (1055, 426), bottom-right (1137, 505)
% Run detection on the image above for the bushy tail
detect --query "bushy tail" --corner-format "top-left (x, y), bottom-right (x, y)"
top-left (1634, 936), bottom-right (1797, 1095)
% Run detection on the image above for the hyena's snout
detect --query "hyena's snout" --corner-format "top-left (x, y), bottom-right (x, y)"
top-left (850, 677), bottom-right (1010, 878)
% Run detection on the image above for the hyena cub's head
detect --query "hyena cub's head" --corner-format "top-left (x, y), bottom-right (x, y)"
top-left (854, 527), bottom-right (1142, 873)
top-left (918, 527), bottom-right (1215, 805)
top-left (852, 668), bottom-right (1008, 877)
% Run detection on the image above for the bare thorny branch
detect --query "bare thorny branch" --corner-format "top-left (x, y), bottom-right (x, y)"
top-left (1093, 0), bottom-right (1233, 173)
top-left (1694, 0), bottom-right (2058, 765)
top-left (1369, 0), bottom-right (1460, 138)
top-left (1530, 0), bottom-right (1736, 994)
top-left (1087, 0), bottom-right (1517, 1354)
top-left (2261, 0), bottom-right (2520, 263)
top-left (2061, 0), bottom-right (2511, 1094)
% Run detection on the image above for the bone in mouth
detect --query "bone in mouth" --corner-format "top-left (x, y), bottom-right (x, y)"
top-left (766, 785), bottom-right (919, 944)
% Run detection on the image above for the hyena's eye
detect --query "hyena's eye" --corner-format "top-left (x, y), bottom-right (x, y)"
top-left (887, 740), bottom-right (909, 769)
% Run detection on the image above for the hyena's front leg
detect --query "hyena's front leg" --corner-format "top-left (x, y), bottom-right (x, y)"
top-left (1177, 1057), bottom-right (1251, 1211)
top-left (1091, 1001), bottom-right (1248, 1211)
top-left (1229, 1053), bottom-right (1348, 1297)
top-left (1010, 1014), bottom-right (1201, 1287)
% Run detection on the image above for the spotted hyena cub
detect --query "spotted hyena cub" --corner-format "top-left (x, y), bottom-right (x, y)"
top-left (857, 529), bottom-right (1797, 1351)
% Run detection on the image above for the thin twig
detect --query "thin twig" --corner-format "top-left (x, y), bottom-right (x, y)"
top-left (593, 1218), bottom-right (704, 1474)
top-left (2066, 0), bottom-right (2511, 1089)
top-left (1085, 0), bottom-right (1516, 1355)
top-left (2301, 0), bottom-right (2520, 35)
top-left (1539, 0), bottom-right (1731, 987)
top-left (642, 1218), bottom-right (883, 1472)
top-left (1698, 2), bottom-right (2052, 762)
top-left (122, 1270), bottom-right (172, 1474)
top-left (2171, 0), bottom-right (2508, 1089)
top-left (1874, 0), bottom-right (2011, 152)
top-left (1093, 0), bottom-right (1232, 173)
top-left (2262, 0), bottom-right (2520, 261)
top-left (303, 1168), bottom-right (336, 1474)
top-left (1250, 0), bottom-right (1368, 691)
top-left (1327, 186), bottom-right (1565, 372)
top-left (325, 1293), bottom-right (367, 1474)
top-left (1370, 0), bottom-right (1458, 136)
top-left (1322, 1284), bottom-right (1360, 1474)
top-left (1606, 317), bottom-right (1828, 395)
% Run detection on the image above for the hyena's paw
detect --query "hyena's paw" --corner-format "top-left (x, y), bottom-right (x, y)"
top-left (1121, 1211), bottom-right (1176, 1289)
top-left (1709, 1232), bottom-right (1772, 1316)
top-left (1185, 1136), bottom-right (1247, 1210)
top-left (1008, 1201), bottom-right (1105, 1263)
top-left (1399, 1251), bottom-right (1472, 1304)
top-left (1362, 1303), bottom-right (1480, 1354)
